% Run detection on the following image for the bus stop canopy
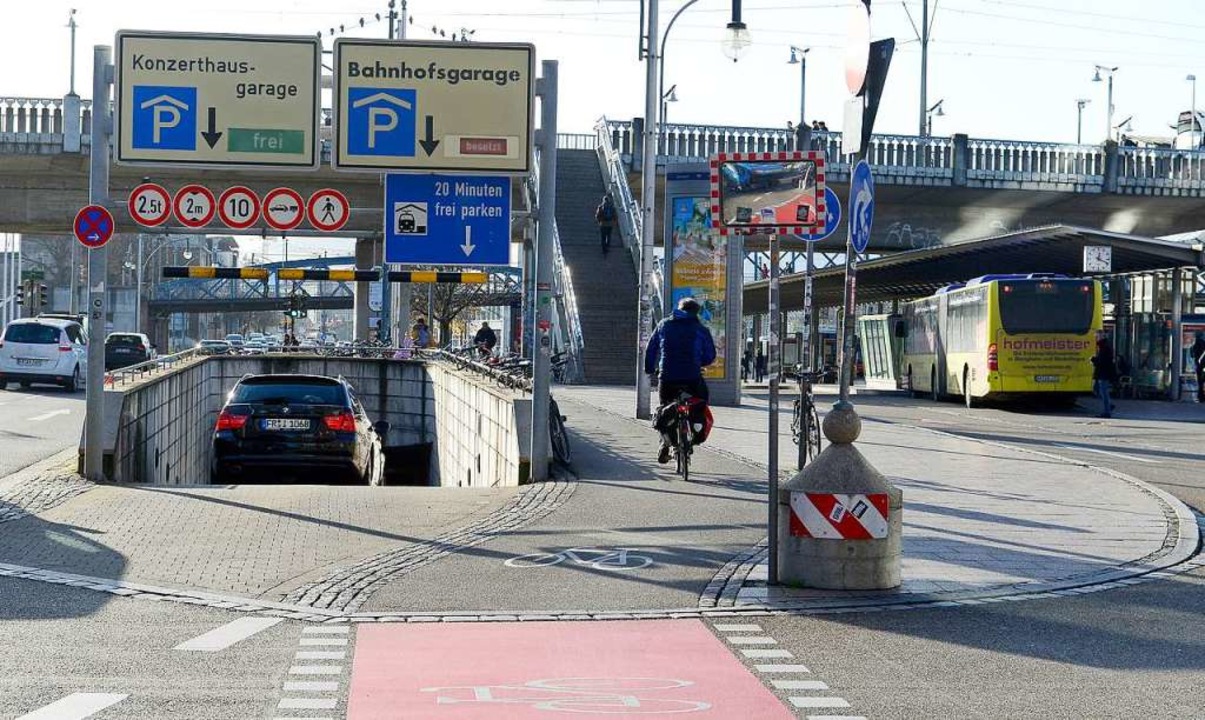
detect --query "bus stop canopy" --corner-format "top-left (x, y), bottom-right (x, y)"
top-left (743, 224), bottom-right (1205, 312)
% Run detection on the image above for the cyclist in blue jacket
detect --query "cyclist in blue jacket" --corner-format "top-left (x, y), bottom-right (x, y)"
top-left (644, 297), bottom-right (717, 463)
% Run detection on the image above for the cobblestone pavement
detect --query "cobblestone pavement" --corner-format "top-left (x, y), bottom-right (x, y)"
top-left (0, 450), bottom-right (92, 524)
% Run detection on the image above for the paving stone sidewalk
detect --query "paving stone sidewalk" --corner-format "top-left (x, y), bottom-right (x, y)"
top-left (559, 386), bottom-right (1200, 611)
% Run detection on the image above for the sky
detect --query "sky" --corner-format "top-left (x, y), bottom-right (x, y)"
top-left (6, 0), bottom-right (1204, 258)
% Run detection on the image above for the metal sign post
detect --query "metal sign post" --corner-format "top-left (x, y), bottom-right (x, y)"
top-left (635, 0), bottom-right (659, 421)
top-left (84, 44), bottom-right (113, 482)
top-left (767, 233), bottom-right (782, 585)
top-left (530, 60), bottom-right (558, 481)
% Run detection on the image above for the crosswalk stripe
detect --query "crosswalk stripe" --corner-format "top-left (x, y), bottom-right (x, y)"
top-left (284, 681), bottom-right (339, 692)
top-left (302, 626), bottom-right (350, 635)
top-left (713, 623), bottom-right (762, 632)
top-left (741, 648), bottom-right (793, 658)
top-left (278, 698), bottom-right (338, 710)
top-left (755, 663), bottom-right (811, 673)
top-left (772, 680), bottom-right (829, 690)
top-left (727, 636), bottom-right (777, 645)
top-left (790, 697), bottom-right (851, 708)
top-left (289, 665), bottom-right (343, 675)
top-left (174, 617), bottom-right (283, 652)
top-left (299, 638), bottom-right (348, 646)
top-left (296, 650), bottom-right (346, 660)
top-left (15, 693), bottom-right (128, 720)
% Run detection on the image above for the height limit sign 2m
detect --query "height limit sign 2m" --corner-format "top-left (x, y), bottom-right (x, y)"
top-left (333, 39), bottom-right (534, 173)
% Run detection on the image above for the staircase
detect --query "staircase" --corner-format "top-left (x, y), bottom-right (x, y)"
top-left (555, 149), bottom-right (638, 385)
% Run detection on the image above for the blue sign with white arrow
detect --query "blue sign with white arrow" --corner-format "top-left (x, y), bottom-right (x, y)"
top-left (384, 174), bottom-right (511, 265)
top-left (795, 186), bottom-right (842, 243)
top-left (849, 159), bottom-right (875, 255)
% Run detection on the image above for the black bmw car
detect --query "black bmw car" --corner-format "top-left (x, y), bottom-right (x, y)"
top-left (211, 374), bottom-right (388, 484)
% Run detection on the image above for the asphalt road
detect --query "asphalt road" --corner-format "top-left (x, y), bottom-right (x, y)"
top-left (0, 387), bottom-right (85, 478)
top-left (738, 562), bottom-right (1205, 719)
top-left (0, 576), bottom-right (302, 720)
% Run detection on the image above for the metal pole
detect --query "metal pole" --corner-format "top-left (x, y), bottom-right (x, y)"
top-left (400, 0), bottom-right (408, 39)
top-left (839, 99), bottom-right (867, 405)
top-left (1192, 78), bottom-right (1197, 146)
top-left (636, 0), bottom-right (660, 420)
top-left (388, 0), bottom-right (396, 40)
top-left (84, 44), bottom-right (111, 482)
top-left (68, 10), bottom-right (77, 95)
top-left (658, 0), bottom-right (698, 152)
top-left (799, 53), bottom-right (807, 130)
top-left (531, 59), bottom-right (559, 481)
top-left (1171, 267), bottom-right (1184, 400)
top-left (798, 239), bottom-right (814, 471)
top-left (919, 0), bottom-right (929, 136)
top-left (1107, 73), bottom-right (1114, 142)
top-left (135, 233), bottom-right (143, 332)
top-left (1077, 103), bottom-right (1083, 144)
top-left (378, 263), bottom-right (392, 343)
top-left (767, 234), bottom-right (781, 585)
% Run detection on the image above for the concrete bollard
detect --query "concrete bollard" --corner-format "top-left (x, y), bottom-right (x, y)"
top-left (776, 401), bottom-right (903, 589)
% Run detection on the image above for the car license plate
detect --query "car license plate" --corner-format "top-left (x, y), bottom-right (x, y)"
top-left (262, 418), bottom-right (310, 431)
top-left (16, 358), bottom-right (43, 367)
top-left (1034, 375), bottom-right (1062, 383)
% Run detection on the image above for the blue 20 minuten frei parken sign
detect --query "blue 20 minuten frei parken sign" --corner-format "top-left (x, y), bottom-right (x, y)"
top-left (384, 174), bottom-right (511, 265)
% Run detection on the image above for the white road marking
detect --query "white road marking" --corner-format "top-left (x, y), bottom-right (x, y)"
top-left (713, 623), bottom-right (762, 632)
top-left (790, 697), bottom-right (851, 708)
top-left (28, 409), bottom-right (71, 422)
top-left (299, 638), bottom-right (348, 646)
top-left (290, 665), bottom-right (343, 675)
top-left (278, 698), bottom-right (338, 710)
top-left (284, 681), bottom-right (339, 692)
top-left (296, 650), bottom-right (346, 660)
top-left (741, 648), bottom-right (793, 658)
top-left (302, 626), bottom-right (350, 635)
top-left (772, 680), bottom-right (829, 690)
top-left (174, 617), bottom-right (283, 652)
top-left (15, 693), bottom-right (128, 720)
top-left (727, 636), bottom-right (778, 645)
top-left (1055, 443), bottom-right (1162, 464)
top-left (755, 663), bottom-right (811, 673)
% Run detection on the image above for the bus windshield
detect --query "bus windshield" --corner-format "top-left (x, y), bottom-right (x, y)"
top-left (998, 280), bottom-right (1095, 335)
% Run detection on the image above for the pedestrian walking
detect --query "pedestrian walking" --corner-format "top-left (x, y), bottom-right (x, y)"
top-left (1091, 333), bottom-right (1118, 418)
top-left (411, 318), bottom-right (431, 349)
top-left (741, 349), bottom-right (752, 381)
top-left (755, 348), bottom-right (767, 383)
top-left (595, 193), bottom-right (618, 256)
top-left (1192, 331), bottom-right (1205, 402)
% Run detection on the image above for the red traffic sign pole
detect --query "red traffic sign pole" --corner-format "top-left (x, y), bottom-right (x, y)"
top-left (74, 205), bottom-right (115, 248)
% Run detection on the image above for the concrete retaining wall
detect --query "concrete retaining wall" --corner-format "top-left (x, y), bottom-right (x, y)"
top-left (101, 356), bottom-right (527, 487)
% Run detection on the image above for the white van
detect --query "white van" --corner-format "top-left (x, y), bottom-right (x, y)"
top-left (0, 318), bottom-right (89, 392)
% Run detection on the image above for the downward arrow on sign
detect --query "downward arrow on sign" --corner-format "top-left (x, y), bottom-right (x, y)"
top-left (460, 226), bottom-right (475, 256)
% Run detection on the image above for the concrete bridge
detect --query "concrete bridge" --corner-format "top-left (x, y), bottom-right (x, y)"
top-left (597, 117), bottom-right (1205, 246)
top-left (5, 96), bottom-right (1205, 244)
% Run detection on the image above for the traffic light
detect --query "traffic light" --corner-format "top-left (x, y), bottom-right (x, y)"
top-left (15, 282), bottom-right (24, 306)
top-left (37, 284), bottom-right (48, 310)
top-left (282, 294), bottom-right (307, 319)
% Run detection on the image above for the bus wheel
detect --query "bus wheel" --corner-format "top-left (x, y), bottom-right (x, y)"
top-left (963, 368), bottom-right (976, 409)
top-left (930, 368), bottom-right (939, 402)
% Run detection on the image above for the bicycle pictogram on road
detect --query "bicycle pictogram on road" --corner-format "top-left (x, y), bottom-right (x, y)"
top-left (504, 547), bottom-right (655, 571)
top-left (422, 677), bottom-right (711, 714)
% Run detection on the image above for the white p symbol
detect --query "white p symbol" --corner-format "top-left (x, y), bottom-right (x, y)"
top-left (367, 107), bottom-right (398, 149)
top-left (152, 105), bottom-right (182, 144)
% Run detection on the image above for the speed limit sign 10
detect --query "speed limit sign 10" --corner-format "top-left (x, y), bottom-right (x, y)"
top-left (218, 186), bottom-right (261, 230)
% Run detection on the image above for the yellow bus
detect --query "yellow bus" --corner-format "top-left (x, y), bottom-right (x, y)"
top-left (901, 274), bottom-right (1103, 406)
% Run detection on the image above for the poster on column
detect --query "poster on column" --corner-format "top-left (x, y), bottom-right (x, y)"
top-left (670, 197), bottom-right (727, 380)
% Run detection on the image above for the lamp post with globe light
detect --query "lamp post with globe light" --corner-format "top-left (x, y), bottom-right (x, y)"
top-left (1093, 65), bottom-right (1118, 142)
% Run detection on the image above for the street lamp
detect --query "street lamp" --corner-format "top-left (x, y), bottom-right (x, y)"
top-left (658, 0), bottom-right (700, 155)
top-left (925, 99), bottom-right (945, 136)
top-left (788, 46), bottom-right (809, 135)
top-left (722, 0), bottom-right (751, 62)
top-left (1076, 98), bottom-right (1091, 144)
top-left (1114, 115), bottom-right (1133, 139)
top-left (660, 84), bottom-right (678, 131)
top-left (1093, 65), bottom-right (1118, 142)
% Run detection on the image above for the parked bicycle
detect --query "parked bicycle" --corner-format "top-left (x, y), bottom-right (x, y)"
top-left (790, 365), bottom-right (822, 469)
top-left (549, 395), bottom-right (571, 466)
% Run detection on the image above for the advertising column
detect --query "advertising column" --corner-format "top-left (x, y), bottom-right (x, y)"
top-left (663, 165), bottom-right (740, 406)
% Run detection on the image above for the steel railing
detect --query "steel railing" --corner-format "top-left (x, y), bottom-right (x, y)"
top-left (595, 116), bottom-right (664, 326)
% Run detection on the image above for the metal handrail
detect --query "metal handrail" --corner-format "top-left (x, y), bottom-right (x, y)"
top-left (595, 116), bottom-right (664, 326)
top-left (524, 155), bottom-right (586, 383)
top-left (104, 347), bottom-right (205, 387)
